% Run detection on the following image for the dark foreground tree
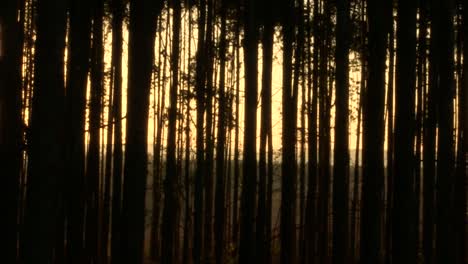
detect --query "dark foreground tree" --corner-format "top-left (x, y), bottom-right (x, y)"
top-left (392, 0), bottom-right (417, 262)
top-left (435, 0), bottom-right (456, 262)
top-left (0, 0), bottom-right (23, 262)
top-left (239, 0), bottom-right (258, 262)
top-left (280, 0), bottom-right (297, 263)
top-left (161, 0), bottom-right (182, 263)
top-left (22, 0), bottom-right (67, 262)
top-left (120, 0), bottom-right (162, 262)
top-left (332, 0), bottom-right (350, 262)
top-left (65, 0), bottom-right (92, 262)
top-left (360, 0), bottom-right (390, 262)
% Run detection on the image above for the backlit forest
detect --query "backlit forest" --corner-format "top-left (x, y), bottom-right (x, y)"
top-left (0, 0), bottom-right (467, 263)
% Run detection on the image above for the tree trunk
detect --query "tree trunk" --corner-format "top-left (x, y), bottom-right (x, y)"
top-left (65, 0), bottom-right (92, 263)
top-left (214, 1), bottom-right (227, 263)
top-left (161, 0), bottom-right (182, 262)
top-left (110, 0), bottom-right (124, 262)
top-left (332, 0), bottom-right (350, 262)
top-left (423, 0), bottom-right (439, 262)
top-left (22, 0), bottom-right (67, 261)
top-left (384, 11), bottom-right (394, 264)
top-left (360, 0), bottom-right (390, 262)
top-left (193, 0), bottom-right (207, 262)
top-left (281, 1), bottom-right (298, 263)
top-left (120, 0), bottom-right (162, 262)
top-left (239, 0), bottom-right (258, 261)
top-left (435, 0), bottom-right (456, 262)
top-left (0, 0), bottom-right (23, 262)
top-left (231, 4), bottom-right (241, 248)
top-left (258, 1), bottom-right (274, 263)
top-left (305, 0), bottom-right (319, 261)
top-left (86, 1), bottom-right (104, 260)
top-left (392, 0), bottom-right (417, 262)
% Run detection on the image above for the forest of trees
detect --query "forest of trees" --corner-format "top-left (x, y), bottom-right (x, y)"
top-left (0, 0), bottom-right (467, 263)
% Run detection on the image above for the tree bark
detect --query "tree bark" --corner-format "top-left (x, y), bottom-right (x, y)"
top-left (360, 0), bottom-right (390, 262)
top-left (435, 0), bottom-right (456, 262)
top-left (239, 0), bottom-right (258, 261)
top-left (214, 1), bottom-right (227, 263)
top-left (120, 0), bottom-right (162, 262)
top-left (332, 0), bottom-right (350, 262)
top-left (0, 0), bottom-right (23, 262)
top-left (22, 0), bottom-right (67, 261)
top-left (65, 0), bottom-right (92, 262)
top-left (392, 0), bottom-right (417, 262)
top-left (161, 0), bottom-right (182, 263)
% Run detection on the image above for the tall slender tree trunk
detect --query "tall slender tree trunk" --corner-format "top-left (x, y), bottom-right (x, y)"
top-left (305, 0), bottom-right (319, 261)
top-left (86, 1), bottom-right (104, 260)
top-left (65, 1), bottom-right (92, 263)
top-left (455, 2), bottom-right (468, 262)
top-left (214, 2), bottom-right (227, 263)
top-left (22, 0), bottom-right (67, 261)
top-left (0, 1), bottom-right (23, 262)
top-left (204, 1), bottom-right (215, 260)
top-left (360, 0), bottom-right (390, 262)
top-left (193, 0), bottom-right (207, 262)
top-left (385, 11), bottom-right (395, 264)
top-left (150, 12), bottom-right (168, 262)
top-left (332, 0), bottom-right (350, 262)
top-left (110, 0), bottom-right (124, 262)
top-left (258, 1), bottom-right (274, 263)
top-left (281, 1), bottom-right (298, 263)
top-left (435, 0), bottom-right (456, 262)
top-left (318, 2), bottom-right (331, 261)
top-left (392, 0), bottom-right (417, 262)
top-left (423, 0), bottom-right (439, 262)
top-left (182, 5), bottom-right (193, 264)
top-left (239, 0), bottom-right (258, 261)
top-left (161, 1), bottom-right (182, 263)
top-left (231, 5), bottom-right (241, 248)
top-left (121, 0), bottom-right (162, 262)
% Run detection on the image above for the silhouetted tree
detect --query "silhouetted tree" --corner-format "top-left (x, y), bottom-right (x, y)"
top-left (392, 0), bottom-right (417, 262)
top-left (332, 0), bottom-right (350, 262)
top-left (360, 0), bottom-right (391, 262)
top-left (239, 0), bottom-right (258, 261)
top-left (65, 0), bottom-right (92, 262)
top-left (257, 0), bottom-right (274, 262)
top-left (435, 0), bottom-right (456, 262)
top-left (120, 0), bottom-right (162, 262)
top-left (214, 0), bottom-right (228, 262)
top-left (22, 0), bottom-right (67, 261)
top-left (0, 0), bottom-right (23, 262)
top-left (110, 0), bottom-right (124, 263)
top-left (161, 0), bottom-right (182, 262)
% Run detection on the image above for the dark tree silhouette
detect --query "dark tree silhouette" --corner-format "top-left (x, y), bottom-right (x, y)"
top-left (332, 0), bottom-right (350, 262)
top-left (392, 0), bottom-right (417, 262)
top-left (280, 0), bottom-right (298, 263)
top-left (86, 1), bottom-right (104, 260)
top-left (239, 0), bottom-right (258, 262)
top-left (214, 0), bottom-right (228, 263)
top-left (22, 0), bottom-right (67, 262)
top-left (120, 0), bottom-right (162, 262)
top-left (257, 0), bottom-right (274, 263)
top-left (110, 0), bottom-right (124, 263)
top-left (0, 1), bottom-right (23, 262)
top-left (161, 0), bottom-right (182, 262)
top-left (193, 0), bottom-right (207, 262)
top-left (360, 0), bottom-right (391, 262)
top-left (65, 0), bottom-right (92, 262)
top-left (435, 0), bottom-right (456, 262)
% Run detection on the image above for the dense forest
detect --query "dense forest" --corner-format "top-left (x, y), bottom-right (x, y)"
top-left (0, 0), bottom-right (467, 263)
